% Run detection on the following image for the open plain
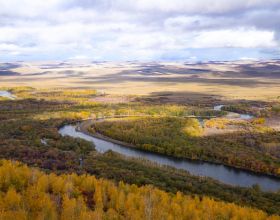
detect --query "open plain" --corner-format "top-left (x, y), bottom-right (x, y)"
top-left (1, 60), bottom-right (280, 101)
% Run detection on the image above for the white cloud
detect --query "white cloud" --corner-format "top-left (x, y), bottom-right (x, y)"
top-left (191, 29), bottom-right (276, 48)
top-left (125, 0), bottom-right (280, 13)
top-left (0, 0), bottom-right (63, 17)
top-left (0, 0), bottom-right (279, 61)
top-left (69, 55), bottom-right (90, 60)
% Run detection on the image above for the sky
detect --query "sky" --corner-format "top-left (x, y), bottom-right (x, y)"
top-left (0, 0), bottom-right (280, 62)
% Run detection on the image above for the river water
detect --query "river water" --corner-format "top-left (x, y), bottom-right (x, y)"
top-left (0, 91), bottom-right (16, 99)
top-left (59, 125), bottom-right (280, 192)
top-left (214, 104), bottom-right (254, 120)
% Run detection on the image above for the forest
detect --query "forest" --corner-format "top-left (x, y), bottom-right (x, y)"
top-left (0, 87), bottom-right (280, 217)
top-left (92, 117), bottom-right (280, 176)
top-left (0, 159), bottom-right (279, 220)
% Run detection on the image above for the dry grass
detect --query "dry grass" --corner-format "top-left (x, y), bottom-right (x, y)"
top-left (1, 60), bottom-right (280, 101)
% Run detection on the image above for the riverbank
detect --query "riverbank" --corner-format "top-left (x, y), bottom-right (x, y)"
top-left (78, 119), bottom-right (139, 149)
top-left (88, 117), bottom-right (280, 175)
top-left (62, 118), bottom-right (280, 192)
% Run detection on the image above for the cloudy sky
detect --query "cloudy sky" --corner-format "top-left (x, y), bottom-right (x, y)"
top-left (1, 0), bottom-right (280, 62)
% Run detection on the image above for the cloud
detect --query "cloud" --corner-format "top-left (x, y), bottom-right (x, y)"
top-left (191, 29), bottom-right (276, 48)
top-left (0, 0), bottom-right (279, 61)
top-left (128, 0), bottom-right (280, 14)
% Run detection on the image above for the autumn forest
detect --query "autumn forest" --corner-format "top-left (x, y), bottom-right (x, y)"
top-left (0, 86), bottom-right (279, 220)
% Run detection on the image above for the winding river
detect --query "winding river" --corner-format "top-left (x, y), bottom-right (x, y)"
top-left (59, 122), bottom-right (280, 192)
top-left (1, 89), bottom-right (278, 191)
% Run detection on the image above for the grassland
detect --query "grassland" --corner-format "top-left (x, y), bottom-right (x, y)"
top-left (1, 60), bottom-right (280, 101)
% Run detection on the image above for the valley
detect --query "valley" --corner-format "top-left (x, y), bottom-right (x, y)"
top-left (0, 61), bottom-right (280, 217)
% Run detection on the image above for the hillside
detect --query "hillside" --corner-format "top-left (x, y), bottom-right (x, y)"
top-left (0, 160), bottom-right (279, 220)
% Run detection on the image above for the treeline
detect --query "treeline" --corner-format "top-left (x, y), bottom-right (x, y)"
top-left (85, 151), bottom-right (280, 215)
top-left (9, 87), bottom-right (97, 103)
top-left (0, 118), bottom-right (93, 155)
top-left (222, 104), bottom-right (272, 117)
top-left (5, 87), bottom-right (226, 118)
top-left (93, 117), bottom-right (280, 176)
top-left (0, 160), bottom-right (279, 220)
